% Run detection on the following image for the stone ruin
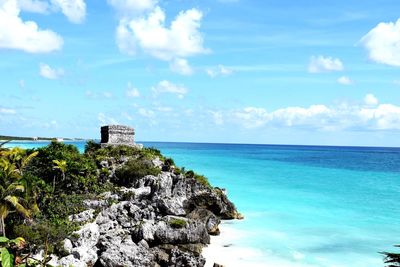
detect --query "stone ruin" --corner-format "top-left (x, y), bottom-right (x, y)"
top-left (100, 125), bottom-right (135, 147)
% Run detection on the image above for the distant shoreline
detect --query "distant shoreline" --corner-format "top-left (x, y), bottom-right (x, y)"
top-left (0, 135), bottom-right (84, 141)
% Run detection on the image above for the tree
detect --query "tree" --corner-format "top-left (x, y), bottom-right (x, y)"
top-left (0, 148), bottom-right (38, 236)
top-left (382, 246), bottom-right (400, 267)
top-left (52, 160), bottom-right (67, 193)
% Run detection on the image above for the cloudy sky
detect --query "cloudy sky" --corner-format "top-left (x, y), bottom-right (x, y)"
top-left (1, 0), bottom-right (400, 146)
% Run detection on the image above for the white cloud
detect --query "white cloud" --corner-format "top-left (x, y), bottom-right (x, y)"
top-left (337, 76), bottom-right (353, 85)
top-left (39, 63), bottom-right (64, 79)
top-left (308, 55), bottom-right (344, 73)
top-left (232, 94), bottom-right (400, 131)
top-left (116, 6), bottom-right (208, 60)
top-left (103, 91), bottom-right (113, 98)
top-left (206, 64), bottom-right (233, 77)
top-left (152, 80), bottom-right (188, 99)
top-left (98, 112), bottom-right (118, 125)
top-left (116, 19), bottom-right (136, 55)
top-left (107, 0), bottom-right (157, 17)
top-left (209, 111), bottom-right (224, 125)
top-left (138, 107), bottom-right (154, 118)
top-left (121, 112), bottom-right (133, 121)
top-left (51, 0), bottom-right (86, 24)
top-left (17, 0), bottom-right (49, 13)
top-left (0, 0), bottom-right (63, 53)
top-left (86, 90), bottom-right (114, 99)
top-left (126, 82), bottom-right (140, 97)
top-left (360, 19), bottom-right (400, 67)
top-left (170, 58), bottom-right (193, 75)
top-left (0, 107), bottom-right (16, 114)
top-left (394, 80), bottom-right (400, 85)
top-left (364, 93), bottom-right (379, 106)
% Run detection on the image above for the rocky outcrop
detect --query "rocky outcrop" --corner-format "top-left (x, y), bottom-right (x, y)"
top-left (55, 160), bottom-right (240, 267)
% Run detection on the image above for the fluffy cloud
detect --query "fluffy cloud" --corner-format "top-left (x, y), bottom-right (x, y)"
top-left (98, 112), bottom-right (118, 125)
top-left (0, 0), bottom-right (63, 53)
top-left (86, 90), bottom-right (114, 99)
top-left (113, 5), bottom-right (207, 61)
top-left (107, 0), bottom-right (157, 17)
top-left (206, 64), bottom-right (233, 77)
top-left (308, 55), bottom-right (344, 73)
top-left (152, 80), bottom-right (188, 98)
top-left (51, 0), bottom-right (86, 24)
top-left (337, 76), bottom-right (353, 85)
top-left (18, 0), bottom-right (49, 13)
top-left (138, 107), bottom-right (155, 118)
top-left (0, 107), bottom-right (17, 114)
top-left (360, 19), bottom-right (400, 67)
top-left (232, 94), bottom-right (400, 131)
top-left (364, 93), bottom-right (378, 106)
top-left (126, 82), bottom-right (140, 97)
top-left (39, 63), bottom-right (64, 79)
top-left (169, 58), bottom-right (193, 75)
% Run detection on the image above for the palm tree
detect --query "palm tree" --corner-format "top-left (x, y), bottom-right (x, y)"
top-left (0, 148), bottom-right (37, 236)
top-left (52, 159), bottom-right (67, 192)
top-left (382, 246), bottom-right (400, 267)
top-left (0, 183), bottom-right (30, 236)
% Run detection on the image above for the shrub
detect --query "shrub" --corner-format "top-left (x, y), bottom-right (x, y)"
top-left (26, 141), bottom-right (98, 194)
top-left (114, 159), bottom-right (161, 186)
top-left (84, 140), bottom-right (101, 156)
top-left (169, 218), bottom-right (186, 229)
top-left (185, 170), bottom-right (211, 188)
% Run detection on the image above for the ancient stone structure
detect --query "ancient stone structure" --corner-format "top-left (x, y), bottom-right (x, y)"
top-left (101, 125), bottom-right (135, 146)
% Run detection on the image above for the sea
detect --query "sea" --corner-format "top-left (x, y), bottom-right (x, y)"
top-left (5, 140), bottom-right (400, 267)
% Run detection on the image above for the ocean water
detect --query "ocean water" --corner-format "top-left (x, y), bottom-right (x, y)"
top-left (5, 141), bottom-right (400, 267)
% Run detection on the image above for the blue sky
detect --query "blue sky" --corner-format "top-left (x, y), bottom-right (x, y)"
top-left (1, 0), bottom-right (400, 146)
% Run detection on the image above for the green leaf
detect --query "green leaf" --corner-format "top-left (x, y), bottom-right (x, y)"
top-left (0, 236), bottom-right (9, 243)
top-left (0, 247), bottom-right (14, 267)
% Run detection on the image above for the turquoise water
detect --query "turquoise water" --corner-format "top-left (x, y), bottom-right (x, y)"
top-left (5, 141), bottom-right (400, 266)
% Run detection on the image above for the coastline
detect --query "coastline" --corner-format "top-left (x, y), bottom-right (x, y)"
top-left (203, 222), bottom-right (268, 267)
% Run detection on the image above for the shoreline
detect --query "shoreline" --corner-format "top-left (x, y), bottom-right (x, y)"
top-left (203, 221), bottom-right (268, 267)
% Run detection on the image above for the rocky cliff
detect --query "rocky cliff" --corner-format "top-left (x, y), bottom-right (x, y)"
top-left (48, 155), bottom-right (241, 267)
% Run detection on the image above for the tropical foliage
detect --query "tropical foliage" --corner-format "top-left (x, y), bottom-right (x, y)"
top-left (382, 246), bottom-right (400, 267)
top-left (0, 140), bottom-right (213, 266)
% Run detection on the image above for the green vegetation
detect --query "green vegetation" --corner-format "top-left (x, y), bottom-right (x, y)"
top-left (185, 170), bottom-right (211, 188)
top-left (168, 218), bottom-right (186, 229)
top-left (382, 246), bottom-right (400, 267)
top-left (0, 140), bottom-right (214, 266)
top-left (114, 158), bottom-right (161, 186)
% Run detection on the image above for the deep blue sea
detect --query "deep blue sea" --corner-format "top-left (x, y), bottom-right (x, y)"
top-left (5, 141), bottom-right (400, 267)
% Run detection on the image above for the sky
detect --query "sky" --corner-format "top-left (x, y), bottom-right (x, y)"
top-left (1, 0), bottom-right (400, 146)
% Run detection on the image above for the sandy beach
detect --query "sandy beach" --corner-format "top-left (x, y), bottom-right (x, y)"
top-left (203, 222), bottom-right (268, 267)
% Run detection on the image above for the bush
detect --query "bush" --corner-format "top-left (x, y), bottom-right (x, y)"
top-left (84, 140), bottom-right (101, 156)
top-left (26, 141), bottom-right (98, 194)
top-left (114, 159), bottom-right (161, 186)
top-left (185, 170), bottom-right (211, 188)
top-left (169, 218), bottom-right (187, 229)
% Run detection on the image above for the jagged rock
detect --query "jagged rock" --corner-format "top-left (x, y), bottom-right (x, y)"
top-left (188, 208), bottom-right (221, 235)
top-left (169, 247), bottom-right (205, 267)
top-left (153, 216), bottom-right (210, 245)
top-left (63, 239), bottom-right (73, 254)
top-left (120, 186), bottom-right (152, 200)
top-left (69, 209), bottom-right (95, 223)
top-left (49, 152), bottom-right (239, 267)
top-left (58, 254), bottom-right (85, 267)
top-left (59, 222), bottom-right (100, 266)
top-left (213, 263), bottom-right (225, 267)
top-left (98, 235), bottom-right (154, 267)
top-left (156, 196), bottom-right (186, 216)
top-left (152, 157), bottom-right (164, 168)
